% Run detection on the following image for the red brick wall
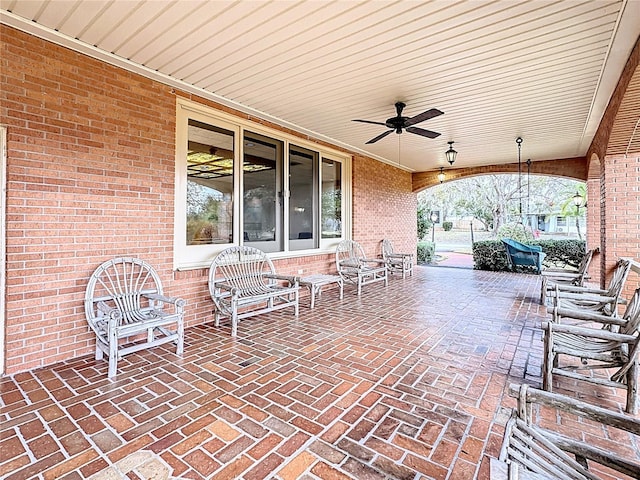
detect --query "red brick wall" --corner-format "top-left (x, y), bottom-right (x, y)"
top-left (585, 175), bottom-right (601, 282)
top-left (601, 153), bottom-right (640, 299)
top-left (412, 157), bottom-right (587, 192)
top-left (353, 155), bottom-right (417, 259)
top-left (0, 26), bottom-right (416, 374)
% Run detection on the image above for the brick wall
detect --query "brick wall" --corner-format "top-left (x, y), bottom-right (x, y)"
top-left (601, 153), bottom-right (640, 299)
top-left (0, 26), bottom-right (416, 374)
top-left (352, 155), bottom-right (417, 258)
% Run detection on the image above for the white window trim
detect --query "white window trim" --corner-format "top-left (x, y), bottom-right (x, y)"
top-left (175, 98), bottom-right (351, 270)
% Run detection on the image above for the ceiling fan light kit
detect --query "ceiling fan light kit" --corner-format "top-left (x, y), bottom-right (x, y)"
top-left (353, 102), bottom-right (443, 144)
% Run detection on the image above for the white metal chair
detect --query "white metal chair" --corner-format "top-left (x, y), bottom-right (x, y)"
top-left (85, 257), bottom-right (185, 378)
top-left (336, 239), bottom-right (388, 295)
top-left (381, 239), bottom-right (414, 279)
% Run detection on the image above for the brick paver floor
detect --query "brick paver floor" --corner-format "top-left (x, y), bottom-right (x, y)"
top-left (1, 266), bottom-right (637, 479)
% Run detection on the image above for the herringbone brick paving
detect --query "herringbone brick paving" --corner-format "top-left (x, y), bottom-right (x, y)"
top-left (1, 266), bottom-right (637, 479)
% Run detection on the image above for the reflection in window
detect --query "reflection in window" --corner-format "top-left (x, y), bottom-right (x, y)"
top-left (322, 159), bottom-right (342, 239)
top-left (243, 132), bottom-right (283, 252)
top-left (186, 120), bottom-right (234, 245)
top-left (289, 145), bottom-right (318, 250)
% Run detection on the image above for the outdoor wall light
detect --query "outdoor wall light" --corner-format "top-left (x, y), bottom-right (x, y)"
top-left (445, 141), bottom-right (457, 165)
top-left (572, 191), bottom-right (584, 212)
top-left (437, 166), bottom-right (446, 183)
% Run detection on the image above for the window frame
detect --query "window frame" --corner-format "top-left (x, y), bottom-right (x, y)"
top-left (175, 98), bottom-right (351, 270)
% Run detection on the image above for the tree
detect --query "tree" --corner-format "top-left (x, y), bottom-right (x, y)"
top-left (417, 174), bottom-right (585, 236)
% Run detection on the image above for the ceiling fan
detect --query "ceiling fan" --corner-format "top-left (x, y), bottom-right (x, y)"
top-left (353, 102), bottom-right (443, 144)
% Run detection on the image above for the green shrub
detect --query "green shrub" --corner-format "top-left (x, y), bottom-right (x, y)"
top-left (417, 206), bottom-right (432, 240)
top-left (496, 222), bottom-right (534, 243)
top-left (472, 241), bottom-right (511, 271)
top-left (472, 239), bottom-right (586, 272)
top-left (417, 241), bottom-right (435, 263)
top-left (442, 221), bottom-right (453, 231)
top-left (529, 239), bottom-right (585, 269)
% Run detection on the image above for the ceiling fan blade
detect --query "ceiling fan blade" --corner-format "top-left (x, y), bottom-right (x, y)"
top-left (406, 126), bottom-right (441, 139)
top-left (404, 108), bottom-right (444, 127)
top-left (352, 119), bottom-right (387, 126)
top-left (365, 130), bottom-right (394, 144)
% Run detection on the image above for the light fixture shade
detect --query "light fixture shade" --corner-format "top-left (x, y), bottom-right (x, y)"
top-left (445, 141), bottom-right (457, 165)
top-left (437, 167), bottom-right (445, 183)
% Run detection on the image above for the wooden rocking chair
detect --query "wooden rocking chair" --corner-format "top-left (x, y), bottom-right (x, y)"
top-left (490, 383), bottom-right (640, 479)
top-left (540, 247), bottom-right (597, 305)
top-left (543, 287), bottom-right (640, 414)
top-left (548, 258), bottom-right (633, 323)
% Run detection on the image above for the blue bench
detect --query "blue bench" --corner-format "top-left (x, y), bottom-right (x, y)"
top-left (502, 238), bottom-right (545, 274)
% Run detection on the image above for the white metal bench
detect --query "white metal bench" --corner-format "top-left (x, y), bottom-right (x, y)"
top-left (208, 246), bottom-right (299, 336)
top-left (84, 257), bottom-right (185, 378)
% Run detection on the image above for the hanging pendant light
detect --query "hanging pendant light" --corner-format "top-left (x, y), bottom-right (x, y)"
top-left (437, 166), bottom-right (446, 183)
top-left (445, 141), bottom-right (457, 165)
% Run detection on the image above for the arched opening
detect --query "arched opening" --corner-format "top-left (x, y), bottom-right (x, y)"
top-left (417, 173), bottom-right (586, 268)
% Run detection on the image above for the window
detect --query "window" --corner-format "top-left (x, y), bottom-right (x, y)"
top-left (321, 159), bottom-right (341, 239)
top-left (289, 145), bottom-right (318, 250)
top-left (186, 120), bottom-right (235, 246)
top-left (175, 99), bottom-right (350, 268)
top-left (242, 132), bottom-right (283, 253)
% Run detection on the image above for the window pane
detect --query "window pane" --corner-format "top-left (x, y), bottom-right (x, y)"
top-left (289, 145), bottom-right (317, 250)
top-left (243, 132), bottom-right (283, 252)
top-left (186, 120), bottom-right (234, 245)
top-left (322, 159), bottom-right (342, 238)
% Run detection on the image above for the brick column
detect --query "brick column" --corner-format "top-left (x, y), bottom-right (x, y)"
top-left (585, 175), bottom-right (601, 282)
top-left (601, 153), bottom-right (640, 299)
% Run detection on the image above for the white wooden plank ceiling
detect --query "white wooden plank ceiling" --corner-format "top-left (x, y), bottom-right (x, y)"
top-left (1, 0), bottom-right (639, 172)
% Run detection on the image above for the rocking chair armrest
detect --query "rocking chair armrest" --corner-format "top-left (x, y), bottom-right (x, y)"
top-left (215, 281), bottom-right (241, 296)
top-left (144, 293), bottom-right (186, 309)
top-left (552, 291), bottom-right (617, 303)
top-left (547, 307), bottom-right (626, 326)
top-left (541, 271), bottom-right (581, 279)
top-left (96, 301), bottom-right (122, 320)
top-left (553, 284), bottom-right (608, 295)
top-left (264, 273), bottom-right (300, 286)
top-left (386, 253), bottom-right (413, 259)
top-left (542, 321), bottom-right (637, 343)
